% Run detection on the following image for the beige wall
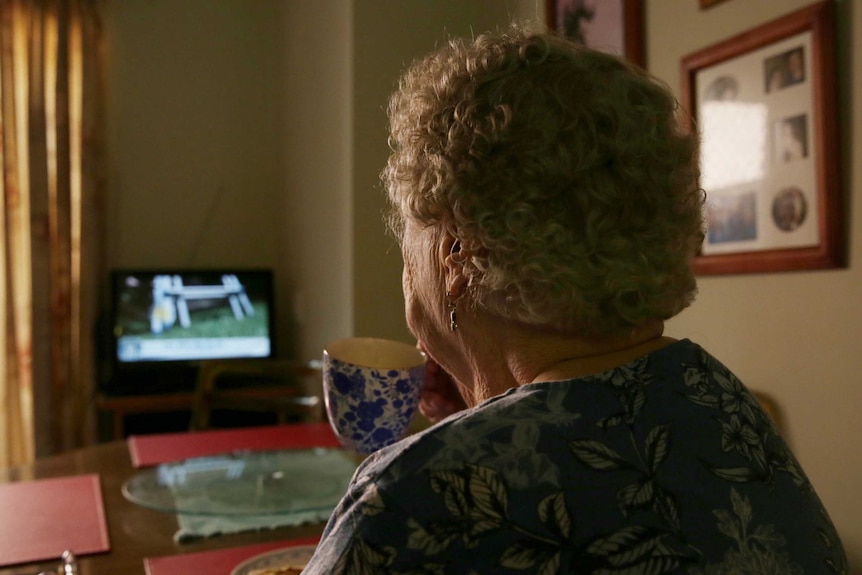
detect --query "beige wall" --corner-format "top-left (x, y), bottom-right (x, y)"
top-left (105, 0), bottom-right (860, 569)
top-left (105, 1), bottom-right (285, 268)
top-left (650, 1), bottom-right (861, 569)
top-left (279, 0), bottom-right (354, 361)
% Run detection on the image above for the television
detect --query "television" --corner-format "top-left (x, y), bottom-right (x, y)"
top-left (103, 268), bottom-right (276, 394)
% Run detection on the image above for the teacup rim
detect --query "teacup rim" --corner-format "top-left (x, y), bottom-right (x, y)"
top-left (324, 336), bottom-right (426, 370)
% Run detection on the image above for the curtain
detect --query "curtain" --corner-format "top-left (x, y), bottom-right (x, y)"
top-left (0, 0), bottom-right (104, 466)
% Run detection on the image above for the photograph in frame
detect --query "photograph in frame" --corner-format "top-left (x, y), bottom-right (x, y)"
top-left (697, 31), bottom-right (817, 257)
top-left (545, 0), bottom-right (644, 67)
top-left (680, 0), bottom-right (842, 275)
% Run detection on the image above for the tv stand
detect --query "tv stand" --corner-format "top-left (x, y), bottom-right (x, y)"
top-left (95, 391), bottom-right (199, 440)
top-left (100, 364), bottom-right (200, 397)
top-left (95, 383), bottom-right (307, 440)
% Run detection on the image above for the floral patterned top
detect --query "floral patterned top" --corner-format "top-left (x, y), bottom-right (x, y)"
top-left (304, 339), bottom-right (847, 574)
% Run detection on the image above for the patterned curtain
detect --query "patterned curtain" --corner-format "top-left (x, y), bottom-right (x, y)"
top-left (0, 0), bottom-right (104, 466)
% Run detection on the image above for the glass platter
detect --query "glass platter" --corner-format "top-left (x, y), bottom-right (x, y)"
top-left (122, 448), bottom-right (357, 516)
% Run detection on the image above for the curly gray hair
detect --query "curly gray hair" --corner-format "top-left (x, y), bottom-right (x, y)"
top-left (383, 25), bottom-right (704, 336)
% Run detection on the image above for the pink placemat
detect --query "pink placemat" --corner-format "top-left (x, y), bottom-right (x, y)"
top-left (0, 473), bottom-right (110, 567)
top-left (144, 536), bottom-right (319, 575)
top-left (128, 423), bottom-right (341, 467)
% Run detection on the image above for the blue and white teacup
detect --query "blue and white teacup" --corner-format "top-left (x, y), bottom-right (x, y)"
top-left (323, 337), bottom-right (426, 454)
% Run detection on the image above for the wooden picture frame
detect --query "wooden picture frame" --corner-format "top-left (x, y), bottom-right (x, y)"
top-left (700, 0), bottom-right (732, 9)
top-left (680, 0), bottom-right (843, 275)
top-left (546, 0), bottom-right (645, 67)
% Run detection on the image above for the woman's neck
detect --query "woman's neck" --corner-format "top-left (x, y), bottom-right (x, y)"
top-left (529, 331), bottom-right (676, 384)
top-left (462, 318), bottom-right (673, 402)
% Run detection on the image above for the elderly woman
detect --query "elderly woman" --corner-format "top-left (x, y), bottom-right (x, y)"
top-left (304, 25), bottom-right (846, 574)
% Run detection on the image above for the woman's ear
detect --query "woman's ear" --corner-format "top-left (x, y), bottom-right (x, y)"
top-left (441, 234), bottom-right (469, 298)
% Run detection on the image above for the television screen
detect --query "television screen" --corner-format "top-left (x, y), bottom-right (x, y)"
top-left (110, 269), bottom-right (275, 365)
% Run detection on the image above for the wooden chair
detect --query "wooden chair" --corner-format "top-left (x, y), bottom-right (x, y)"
top-left (189, 358), bottom-right (324, 430)
top-left (752, 390), bottom-right (784, 435)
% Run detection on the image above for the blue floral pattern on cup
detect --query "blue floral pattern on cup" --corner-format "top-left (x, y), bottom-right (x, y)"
top-left (323, 357), bottom-right (424, 454)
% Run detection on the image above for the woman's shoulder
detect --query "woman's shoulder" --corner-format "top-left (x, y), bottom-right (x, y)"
top-left (358, 337), bottom-right (732, 482)
top-left (373, 339), bottom-right (712, 455)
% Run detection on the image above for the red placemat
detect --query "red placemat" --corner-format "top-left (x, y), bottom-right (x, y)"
top-left (128, 423), bottom-right (341, 467)
top-left (144, 536), bottom-right (319, 575)
top-left (0, 473), bottom-right (110, 567)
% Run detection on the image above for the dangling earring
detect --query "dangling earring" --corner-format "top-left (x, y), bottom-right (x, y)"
top-left (446, 291), bottom-right (458, 331)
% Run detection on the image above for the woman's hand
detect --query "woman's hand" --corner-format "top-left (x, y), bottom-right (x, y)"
top-left (419, 355), bottom-right (468, 424)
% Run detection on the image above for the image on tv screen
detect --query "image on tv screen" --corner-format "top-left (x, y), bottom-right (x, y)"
top-left (112, 270), bottom-right (273, 363)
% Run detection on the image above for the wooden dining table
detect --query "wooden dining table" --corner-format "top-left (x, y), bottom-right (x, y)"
top-left (0, 437), bottom-right (331, 575)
